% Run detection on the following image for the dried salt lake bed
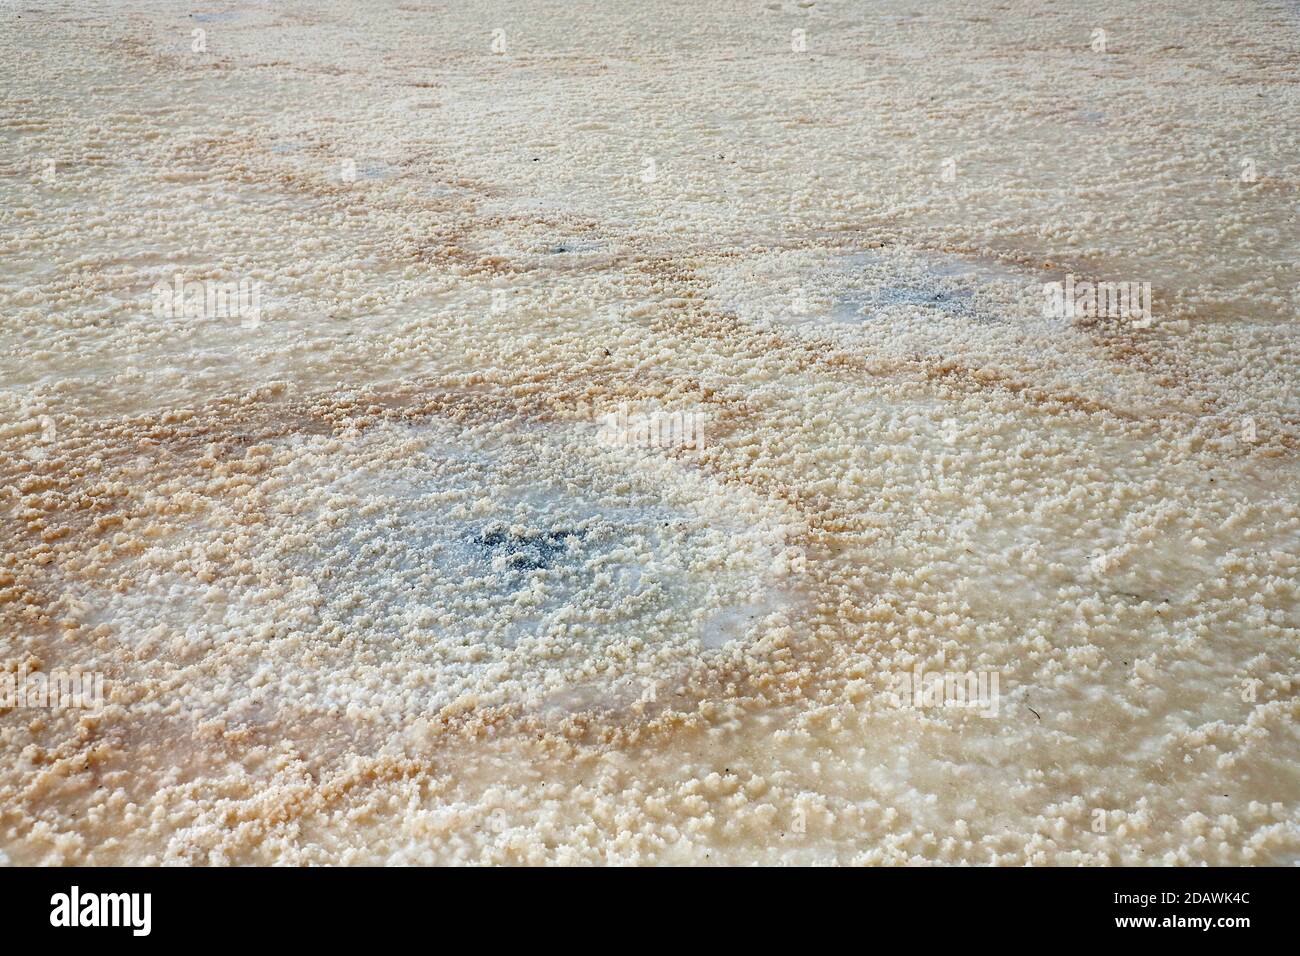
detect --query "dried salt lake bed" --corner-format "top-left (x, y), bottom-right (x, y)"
top-left (1, 0), bottom-right (1298, 865)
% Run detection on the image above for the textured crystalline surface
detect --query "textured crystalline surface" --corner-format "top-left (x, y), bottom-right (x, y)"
top-left (0, 0), bottom-right (1297, 865)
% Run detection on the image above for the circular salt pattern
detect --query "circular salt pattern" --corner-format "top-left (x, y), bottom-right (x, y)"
top-left (54, 414), bottom-right (809, 750)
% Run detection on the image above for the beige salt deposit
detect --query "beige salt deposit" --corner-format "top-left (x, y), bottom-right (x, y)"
top-left (1, 0), bottom-right (1297, 864)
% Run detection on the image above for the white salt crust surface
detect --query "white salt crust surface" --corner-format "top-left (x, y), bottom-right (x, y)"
top-left (1, 0), bottom-right (1298, 864)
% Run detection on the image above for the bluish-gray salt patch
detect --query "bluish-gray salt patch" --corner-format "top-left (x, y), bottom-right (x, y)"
top-left (212, 421), bottom-right (808, 718)
top-left (545, 238), bottom-right (606, 255)
top-left (836, 251), bottom-right (1024, 325)
top-left (845, 281), bottom-right (977, 321)
top-left (705, 247), bottom-right (1036, 332)
top-left (51, 412), bottom-right (805, 730)
top-left (355, 162), bottom-right (397, 181)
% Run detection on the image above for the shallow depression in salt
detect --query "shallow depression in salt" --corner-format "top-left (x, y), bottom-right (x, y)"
top-left (63, 418), bottom-right (809, 732)
top-left (707, 246), bottom-right (1041, 332)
